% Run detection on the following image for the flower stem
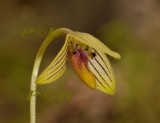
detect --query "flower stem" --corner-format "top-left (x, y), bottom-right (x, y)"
top-left (30, 28), bottom-right (72, 123)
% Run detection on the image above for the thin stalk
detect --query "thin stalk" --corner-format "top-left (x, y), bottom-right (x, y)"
top-left (30, 28), bottom-right (72, 123)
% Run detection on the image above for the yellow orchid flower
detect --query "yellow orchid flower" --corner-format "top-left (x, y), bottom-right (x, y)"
top-left (36, 29), bottom-right (120, 95)
top-left (30, 28), bottom-right (120, 123)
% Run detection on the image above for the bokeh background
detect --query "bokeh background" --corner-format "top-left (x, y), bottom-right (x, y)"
top-left (0, 0), bottom-right (160, 123)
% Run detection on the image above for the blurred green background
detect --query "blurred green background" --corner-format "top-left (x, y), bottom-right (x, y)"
top-left (0, 0), bottom-right (160, 123)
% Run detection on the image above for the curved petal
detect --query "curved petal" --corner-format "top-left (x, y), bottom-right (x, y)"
top-left (67, 32), bottom-right (121, 59)
top-left (88, 49), bottom-right (116, 95)
top-left (36, 39), bottom-right (68, 84)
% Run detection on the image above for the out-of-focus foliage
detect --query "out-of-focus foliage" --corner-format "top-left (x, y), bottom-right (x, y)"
top-left (0, 0), bottom-right (160, 123)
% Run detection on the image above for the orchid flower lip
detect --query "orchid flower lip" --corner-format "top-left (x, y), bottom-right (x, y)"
top-left (71, 48), bottom-right (97, 89)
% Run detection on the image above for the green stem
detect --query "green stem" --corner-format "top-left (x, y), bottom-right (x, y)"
top-left (30, 28), bottom-right (73, 123)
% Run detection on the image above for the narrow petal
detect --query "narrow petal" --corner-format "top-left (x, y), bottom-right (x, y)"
top-left (67, 32), bottom-right (121, 59)
top-left (36, 39), bottom-right (68, 84)
top-left (88, 49), bottom-right (116, 95)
